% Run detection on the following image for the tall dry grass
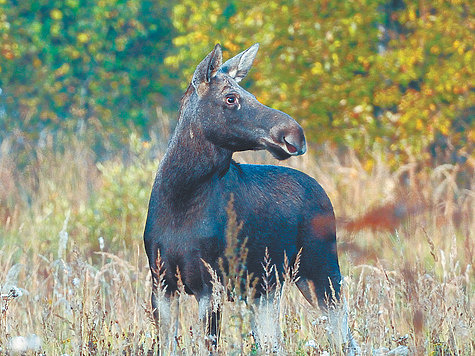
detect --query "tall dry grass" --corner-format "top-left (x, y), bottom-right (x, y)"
top-left (0, 122), bottom-right (473, 355)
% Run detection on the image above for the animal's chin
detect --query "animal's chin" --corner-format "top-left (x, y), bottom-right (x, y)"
top-left (231, 140), bottom-right (296, 160)
top-left (267, 146), bottom-right (292, 160)
top-left (261, 139), bottom-right (305, 160)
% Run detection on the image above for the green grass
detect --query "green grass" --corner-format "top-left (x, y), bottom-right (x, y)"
top-left (0, 131), bottom-right (473, 355)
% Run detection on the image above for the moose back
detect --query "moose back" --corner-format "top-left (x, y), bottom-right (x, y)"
top-left (143, 43), bottom-right (348, 350)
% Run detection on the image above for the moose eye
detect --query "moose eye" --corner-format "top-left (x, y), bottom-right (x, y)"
top-left (225, 95), bottom-right (237, 105)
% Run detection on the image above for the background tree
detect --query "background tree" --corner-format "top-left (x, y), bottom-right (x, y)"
top-left (0, 0), bottom-right (472, 167)
top-left (166, 0), bottom-right (473, 167)
top-left (0, 0), bottom-right (177, 149)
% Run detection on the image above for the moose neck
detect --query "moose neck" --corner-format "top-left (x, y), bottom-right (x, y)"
top-left (156, 91), bottom-right (232, 208)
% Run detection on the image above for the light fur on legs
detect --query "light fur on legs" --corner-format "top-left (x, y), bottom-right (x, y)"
top-left (296, 278), bottom-right (360, 355)
top-left (152, 292), bottom-right (180, 354)
top-left (250, 292), bottom-right (282, 353)
top-left (327, 301), bottom-right (360, 355)
top-left (198, 293), bottom-right (221, 352)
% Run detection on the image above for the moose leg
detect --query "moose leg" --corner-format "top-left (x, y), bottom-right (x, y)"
top-left (152, 288), bottom-right (169, 351)
top-left (197, 294), bottom-right (221, 351)
top-left (327, 300), bottom-right (359, 355)
top-left (152, 287), bottom-right (179, 354)
top-left (250, 291), bottom-right (282, 353)
top-left (296, 278), bottom-right (360, 355)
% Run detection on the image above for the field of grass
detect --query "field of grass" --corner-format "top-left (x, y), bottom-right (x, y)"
top-left (0, 127), bottom-right (473, 355)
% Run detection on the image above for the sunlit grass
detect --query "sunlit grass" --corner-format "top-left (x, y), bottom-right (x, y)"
top-left (0, 127), bottom-right (473, 354)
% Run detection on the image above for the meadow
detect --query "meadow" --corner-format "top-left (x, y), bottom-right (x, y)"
top-left (0, 121), bottom-right (473, 355)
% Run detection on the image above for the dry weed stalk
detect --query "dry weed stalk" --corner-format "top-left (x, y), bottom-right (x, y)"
top-left (0, 140), bottom-right (472, 354)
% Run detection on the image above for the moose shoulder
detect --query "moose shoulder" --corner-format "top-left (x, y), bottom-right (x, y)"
top-left (143, 43), bottom-right (355, 353)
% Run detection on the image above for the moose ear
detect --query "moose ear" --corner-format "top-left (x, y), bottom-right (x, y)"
top-left (219, 43), bottom-right (259, 82)
top-left (192, 44), bottom-right (223, 92)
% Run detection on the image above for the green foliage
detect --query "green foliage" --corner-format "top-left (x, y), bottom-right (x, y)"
top-left (0, 130), bottom-right (157, 255)
top-left (0, 0), bottom-right (177, 144)
top-left (75, 133), bottom-right (157, 251)
top-left (0, 0), bottom-right (472, 166)
top-left (371, 0), bottom-right (474, 163)
top-left (166, 0), bottom-right (474, 166)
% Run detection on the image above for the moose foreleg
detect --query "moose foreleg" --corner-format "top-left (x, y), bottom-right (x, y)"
top-left (152, 288), bottom-right (180, 354)
top-left (296, 278), bottom-right (360, 355)
top-left (250, 292), bottom-right (282, 353)
top-left (198, 293), bottom-right (221, 351)
top-left (327, 300), bottom-right (360, 356)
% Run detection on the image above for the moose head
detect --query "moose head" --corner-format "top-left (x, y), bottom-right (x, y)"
top-left (184, 43), bottom-right (306, 160)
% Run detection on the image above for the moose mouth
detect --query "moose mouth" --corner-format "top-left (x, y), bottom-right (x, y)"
top-left (262, 137), bottom-right (306, 160)
top-left (283, 137), bottom-right (299, 154)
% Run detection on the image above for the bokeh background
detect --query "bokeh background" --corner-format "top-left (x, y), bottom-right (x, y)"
top-left (1, 0), bottom-right (473, 165)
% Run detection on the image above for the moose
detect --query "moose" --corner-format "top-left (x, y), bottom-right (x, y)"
top-left (144, 43), bottom-right (358, 354)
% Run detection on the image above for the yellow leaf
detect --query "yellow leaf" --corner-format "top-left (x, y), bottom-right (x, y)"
top-left (416, 119), bottom-right (423, 130)
top-left (332, 53), bottom-right (339, 66)
top-left (77, 33), bottom-right (89, 43)
top-left (311, 62), bottom-right (323, 75)
top-left (439, 124), bottom-right (449, 135)
top-left (50, 9), bottom-right (63, 20)
top-left (364, 159), bottom-right (374, 172)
